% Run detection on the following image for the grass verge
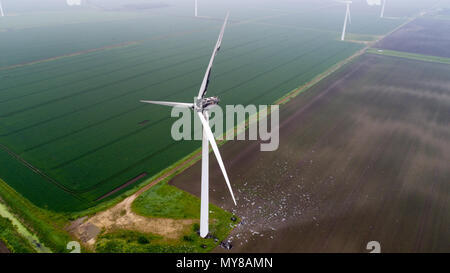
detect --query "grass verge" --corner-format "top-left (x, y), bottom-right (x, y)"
top-left (0, 216), bottom-right (36, 253)
top-left (367, 48), bottom-right (450, 65)
top-left (95, 182), bottom-right (237, 253)
top-left (0, 179), bottom-right (80, 253)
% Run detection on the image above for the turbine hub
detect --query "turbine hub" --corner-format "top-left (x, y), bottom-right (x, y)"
top-left (195, 97), bottom-right (220, 112)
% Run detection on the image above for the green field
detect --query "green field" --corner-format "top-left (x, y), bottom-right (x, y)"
top-left (0, 1), bottom-right (432, 212)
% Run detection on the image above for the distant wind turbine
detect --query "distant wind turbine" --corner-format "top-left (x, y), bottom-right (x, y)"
top-left (338, 0), bottom-right (352, 41)
top-left (380, 0), bottom-right (386, 18)
top-left (140, 13), bottom-right (237, 238)
top-left (0, 0), bottom-right (5, 17)
top-left (195, 0), bottom-right (198, 17)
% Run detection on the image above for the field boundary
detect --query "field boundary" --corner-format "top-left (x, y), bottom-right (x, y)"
top-left (275, 13), bottom-right (419, 104)
top-left (367, 48), bottom-right (450, 65)
top-left (274, 47), bottom-right (367, 105)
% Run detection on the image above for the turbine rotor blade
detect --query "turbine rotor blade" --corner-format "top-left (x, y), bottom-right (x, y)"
top-left (140, 100), bottom-right (194, 108)
top-left (0, 0), bottom-right (4, 17)
top-left (195, 0), bottom-right (198, 17)
top-left (348, 6), bottom-right (352, 24)
top-left (341, 5), bottom-right (349, 40)
top-left (197, 111), bottom-right (237, 205)
top-left (197, 12), bottom-right (230, 99)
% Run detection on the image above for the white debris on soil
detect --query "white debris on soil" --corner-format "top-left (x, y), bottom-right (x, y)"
top-left (225, 157), bottom-right (321, 246)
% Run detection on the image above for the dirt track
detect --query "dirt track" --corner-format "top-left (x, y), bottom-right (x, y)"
top-left (68, 150), bottom-right (203, 248)
top-left (68, 192), bottom-right (195, 248)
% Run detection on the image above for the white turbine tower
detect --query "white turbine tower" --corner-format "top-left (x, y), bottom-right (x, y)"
top-left (380, 0), bottom-right (386, 18)
top-left (141, 13), bottom-right (236, 238)
top-left (0, 0), bottom-right (5, 17)
top-left (338, 0), bottom-right (352, 41)
top-left (195, 0), bottom-right (198, 17)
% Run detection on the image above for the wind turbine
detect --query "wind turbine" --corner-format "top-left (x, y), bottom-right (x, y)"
top-left (0, 0), bottom-right (5, 17)
top-left (140, 13), bottom-right (236, 238)
top-left (380, 0), bottom-right (386, 18)
top-left (195, 0), bottom-right (198, 17)
top-left (338, 0), bottom-right (352, 41)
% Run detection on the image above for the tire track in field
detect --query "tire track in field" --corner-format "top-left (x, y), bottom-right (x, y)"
top-left (248, 21), bottom-right (340, 36)
top-left (211, 35), bottom-right (353, 104)
top-left (0, 41), bottom-right (141, 72)
top-left (352, 76), bottom-right (444, 250)
top-left (0, 16), bottom-right (243, 92)
top-left (243, 43), bottom-right (361, 105)
top-left (84, 48), bottom-right (362, 199)
top-left (0, 142), bottom-right (87, 202)
top-left (13, 39), bottom-right (357, 199)
top-left (0, 40), bottom-right (141, 78)
top-left (319, 126), bottom-right (397, 251)
top-left (46, 35), bottom-right (324, 170)
top-left (91, 141), bottom-right (189, 198)
top-left (364, 135), bottom-right (418, 252)
top-left (15, 35), bottom-right (302, 194)
top-left (0, 12), bottom-right (306, 91)
top-left (0, 40), bottom-right (213, 103)
top-left (82, 2), bottom-right (347, 198)
top-left (0, 49), bottom-right (239, 117)
top-left (96, 147), bottom-right (203, 202)
top-left (0, 42), bottom-right (134, 78)
top-left (3, 25), bottom-right (360, 199)
top-left (0, 27), bottom-right (288, 101)
top-left (0, 45), bottom-right (154, 94)
top-left (278, 54), bottom-right (368, 130)
top-left (0, 38), bottom-right (260, 199)
top-left (0, 22), bottom-right (288, 91)
top-left (317, 62), bottom-right (409, 251)
top-left (0, 15), bottom-right (222, 74)
top-left (22, 51), bottom-right (268, 153)
top-left (0, 36), bottom-right (214, 94)
top-left (413, 99), bottom-right (444, 251)
top-left (46, 33), bottom-right (334, 167)
top-left (1, 32), bottom-right (291, 139)
top-left (0, 31), bottom-right (287, 118)
top-left (38, 34), bottom-right (331, 194)
top-left (68, 48), bottom-right (354, 196)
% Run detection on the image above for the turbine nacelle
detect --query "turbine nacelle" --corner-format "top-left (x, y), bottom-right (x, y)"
top-left (195, 96), bottom-right (220, 112)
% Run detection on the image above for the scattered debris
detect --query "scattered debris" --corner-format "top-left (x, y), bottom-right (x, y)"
top-left (220, 241), bottom-right (233, 250)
